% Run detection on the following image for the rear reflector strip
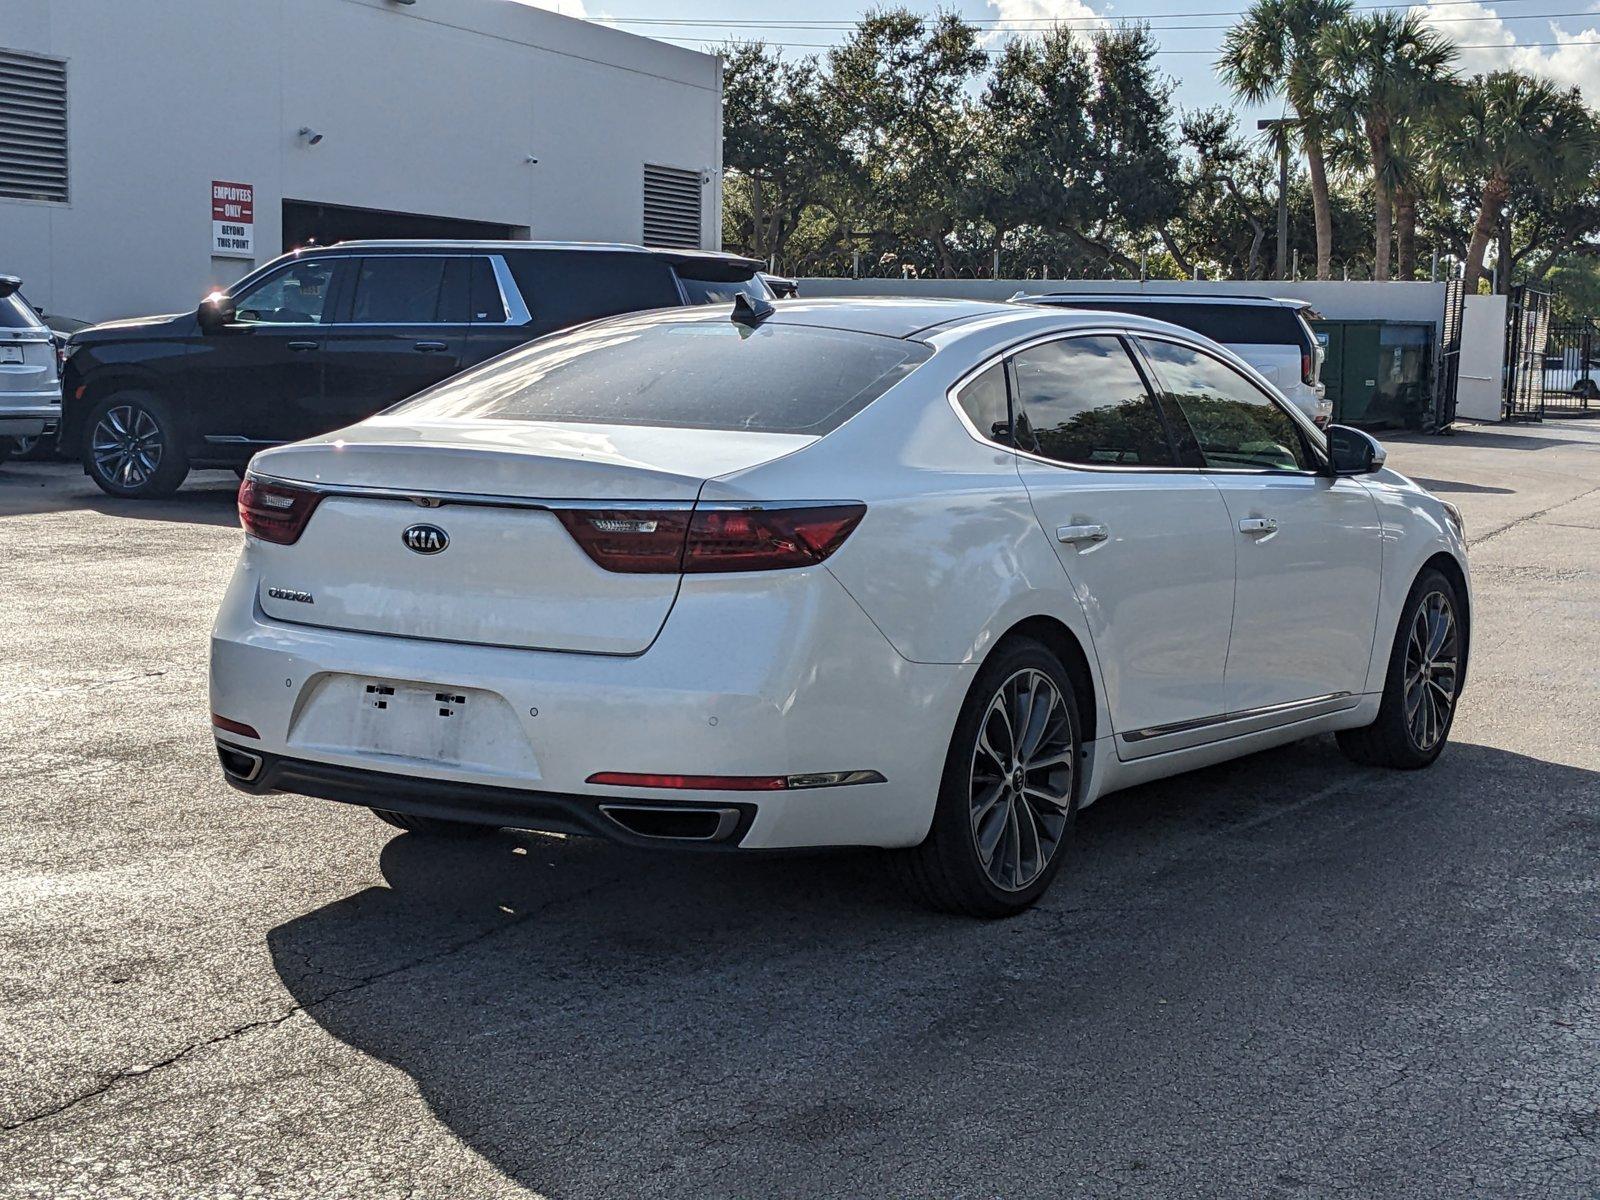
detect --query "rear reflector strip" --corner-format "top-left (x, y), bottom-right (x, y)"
top-left (211, 714), bottom-right (261, 739)
top-left (586, 770), bottom-right (884, 791)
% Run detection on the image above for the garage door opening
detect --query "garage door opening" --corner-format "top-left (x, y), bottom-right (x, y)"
top-left (282, 200), bottom-right (525, 251)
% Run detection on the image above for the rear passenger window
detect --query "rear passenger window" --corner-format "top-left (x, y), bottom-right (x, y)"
top-left (956, 363), bottom-right (1012, 445)
top-left (1141, 339), bottom-right (1310, 472)
top-left (469, 258), bottom-right (507, 323)
top-left (1011, 336), bottom-right (1174, 467)
top-left (506, 251), bottom-right (682, 334)
top-left (350, 257), bottom-right (449, 324)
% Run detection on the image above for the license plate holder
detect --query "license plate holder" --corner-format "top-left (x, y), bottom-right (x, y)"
top-left (0, 345), bottom-right (23, 365)
top-left (287, 674), bottom-right (539, 778)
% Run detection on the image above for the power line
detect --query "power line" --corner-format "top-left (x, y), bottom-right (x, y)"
top-left (636, 12), bottom-right (1600, 35)
top-left (645, 33), bottom-right (1600, 52)
top-left (594, 0), bottom-right (1590, 28)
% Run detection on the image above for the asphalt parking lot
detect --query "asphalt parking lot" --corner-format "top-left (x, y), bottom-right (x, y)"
top-left (2, 422), bottom-right (1598, 1199)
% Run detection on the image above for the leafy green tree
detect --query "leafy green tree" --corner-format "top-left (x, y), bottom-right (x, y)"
top-left (1444, 71), bottom-right (1596, 294)
top-left (826, 10), bottom-right (988, 278)
top-left (1217, 0), bottom-right (1351, 279)
top-left (720, 43), bottom-right (839, 267)
top-left (1319, 12), bottom-right (1456, 280)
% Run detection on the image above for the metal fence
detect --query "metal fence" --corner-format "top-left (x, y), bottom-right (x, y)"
top-left (1429, 277), bottom-right (1465, 432)
top-left (1539, 319), bottom-right (1600, 416)
top-left (1503, 286), bottom-right (1552, 422)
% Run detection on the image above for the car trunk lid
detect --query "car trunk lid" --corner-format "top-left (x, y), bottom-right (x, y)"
top-left (248, 418), bottom-right (814, 654)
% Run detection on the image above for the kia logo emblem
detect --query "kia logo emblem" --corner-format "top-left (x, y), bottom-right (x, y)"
top-left (402, 523), bottom-right (449, 555)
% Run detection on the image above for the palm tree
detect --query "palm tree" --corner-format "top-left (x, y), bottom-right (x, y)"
top-left (1218, 0), bottom-right (1351, 280)
top-left (1446, 71), bottom-right (1593, 294)
top-left (1319, 12), bottom-right (1456, 280)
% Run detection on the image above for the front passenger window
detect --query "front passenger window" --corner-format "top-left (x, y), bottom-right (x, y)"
top-left (1140, 339), bottom-right (1310, 471)
top-left (1011, 336), bottom-right (1174, 467)
top-left (234, 260), bottom-right (336, 325)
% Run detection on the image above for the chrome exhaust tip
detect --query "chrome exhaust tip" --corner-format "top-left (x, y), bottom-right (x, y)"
top-left (216, 741), bottom-right (264, 784)
top-left (598, 804), bottom-right (741, 842)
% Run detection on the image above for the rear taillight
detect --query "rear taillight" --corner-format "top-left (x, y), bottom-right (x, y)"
top-left (552, 509), bottom-right (693, 573)
top-left (238, 476), bottom-right (323, 545)
top-left (1301, 351), bottom-right (1316, 387)
top-left (555, 502), bottom-right (866, 574)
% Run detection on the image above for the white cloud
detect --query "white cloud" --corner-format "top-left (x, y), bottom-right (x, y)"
top-left (508, 0), bottom-right (590, 18)
top-left (985, 0), bottom-right (1107, 44)
top-left (1413, 0), bottom-right (1600, 103)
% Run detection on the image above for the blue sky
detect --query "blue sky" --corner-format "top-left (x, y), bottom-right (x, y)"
top-left (519, 0), bottom-right (1600, 121)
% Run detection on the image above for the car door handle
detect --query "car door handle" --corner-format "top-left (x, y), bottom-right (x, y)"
top-left (1238, 517), bottom-right (1279, 535)
top-left (413, 340), bottom-right (449, 352)
top-left (1056, 523), bottom-right (1109, 545)
top-left (287, 340), bottom-right (318, 352)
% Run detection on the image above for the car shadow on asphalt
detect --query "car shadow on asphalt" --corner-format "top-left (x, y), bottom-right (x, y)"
top-left (264, 737), bottom-right (1600, 1196)
top-left (0, 462), bottom-right (240, 527)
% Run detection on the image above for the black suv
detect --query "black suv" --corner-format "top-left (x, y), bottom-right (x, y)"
top-left (62, 241), bottom-right (770, 498)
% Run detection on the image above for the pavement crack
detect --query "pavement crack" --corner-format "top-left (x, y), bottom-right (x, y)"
top-left (1470, 483), bottom-right (1600, 547)
top-left (0, 865), bottom-right (639, 1136)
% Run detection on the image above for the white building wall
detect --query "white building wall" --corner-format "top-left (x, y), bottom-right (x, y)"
top-left (1, 0), bottom-right (723, 321)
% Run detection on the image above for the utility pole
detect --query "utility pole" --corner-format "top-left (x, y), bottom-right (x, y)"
top-left (1258, 118), bottom-right (1292, 281)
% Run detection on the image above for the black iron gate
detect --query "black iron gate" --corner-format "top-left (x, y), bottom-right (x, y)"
top-left (1503, 285), bottom-right (1552, 421)
top-left (1429, 277), bottom-right (1465, 431)
top-left (1539, 318), bottom-right (1600, 415)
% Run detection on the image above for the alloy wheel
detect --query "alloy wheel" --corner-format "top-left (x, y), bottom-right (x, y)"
top-left (969, 668), bottom-right (1074, 892)
top-left (91, 405), bottom-right (163, 489)
top-left (1404, 590), bottom-right (1459, 752)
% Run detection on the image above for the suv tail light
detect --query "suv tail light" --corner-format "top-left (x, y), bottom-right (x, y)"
top-left (1301, 351), bottom-right (1316, 387)
top-left (555, 502), bottom-right (866, 574)
top-left (238, 475), bottom-right (323, 545)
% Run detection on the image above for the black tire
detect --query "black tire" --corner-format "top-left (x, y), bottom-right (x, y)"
top-left (82, 391), bottom-right (190, 498)
top-left (370, 807), bottom-right (497, 838)
top-left (1337, 566), bottom-right (1466, 769)
top-left (889, 637), bottom-right (1082, 918)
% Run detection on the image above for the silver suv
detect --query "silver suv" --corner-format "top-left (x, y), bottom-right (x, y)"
top-left (1022, 293), bottom-right (1331, 426)
top-left (0, 276), bottom-right (61, 464)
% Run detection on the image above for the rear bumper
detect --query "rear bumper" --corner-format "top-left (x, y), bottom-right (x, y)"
top-left (0, 399), bottom-right (58, 436)
top-left (219, 743), bottom-right (761, 848)
top-left (210, 554), bottom-right (974, 850)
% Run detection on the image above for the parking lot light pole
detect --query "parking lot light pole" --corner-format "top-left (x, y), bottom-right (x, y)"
top-left (1258, 118), bottom-right (1293, 281)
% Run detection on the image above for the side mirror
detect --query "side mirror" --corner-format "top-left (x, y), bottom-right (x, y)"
top-left (1326, 424), bottom-right (1387, 476)
top-left (197, 292), bottom-right (236, 333)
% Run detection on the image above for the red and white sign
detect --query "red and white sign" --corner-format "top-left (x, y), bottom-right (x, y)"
top-left (211, 180), bottom-right (255, 258)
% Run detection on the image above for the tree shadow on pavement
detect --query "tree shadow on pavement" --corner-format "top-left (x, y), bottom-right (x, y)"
top-left (267, 738), bottom-right (1600, 1199)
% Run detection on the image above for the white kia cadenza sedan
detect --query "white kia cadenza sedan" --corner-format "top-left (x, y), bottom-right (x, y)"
top-left (210, 298), bottom-right (1469, 916)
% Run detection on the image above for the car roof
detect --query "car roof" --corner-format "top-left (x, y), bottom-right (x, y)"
top-left (1026, 291), bottom-right (1312, 311)
top-left (762, 297), bottom-right (1018, 338)
top-left (320, 239), bottom-right (763, 270)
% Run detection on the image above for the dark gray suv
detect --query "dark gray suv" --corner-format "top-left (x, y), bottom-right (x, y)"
top-left (61, 242), bottom-right (770, 497)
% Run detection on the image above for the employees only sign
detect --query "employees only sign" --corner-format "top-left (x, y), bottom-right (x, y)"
top-left (212, 181), bottom-right (255, 258)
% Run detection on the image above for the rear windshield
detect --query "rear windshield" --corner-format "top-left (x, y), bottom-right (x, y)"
top-left (679, 275), bottom-right (775, 305)
top-left (1048, 300), bottom-right (1313, 349)
top-left (0, 293), bottom-right (44, 330)
top-left (393, 313), bottom-right (931, 435)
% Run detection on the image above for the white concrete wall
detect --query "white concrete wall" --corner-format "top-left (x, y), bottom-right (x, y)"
top-left (1, 0), bottom-right (723, 321)
top-left (798, 277), bottom-right (1451, 333)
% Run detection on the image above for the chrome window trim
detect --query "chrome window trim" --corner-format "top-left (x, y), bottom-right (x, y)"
top-left (487, 254), bottom-right (532, 326)
top-left (944, 325), bottom-right (1204, 475)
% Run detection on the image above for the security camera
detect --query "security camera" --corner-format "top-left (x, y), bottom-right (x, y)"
top-left (298, 126), bottom-right (324, 146)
